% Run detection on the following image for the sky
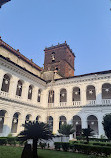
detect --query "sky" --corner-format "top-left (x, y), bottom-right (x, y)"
top-left (0, 0), bottom-right (111, 75)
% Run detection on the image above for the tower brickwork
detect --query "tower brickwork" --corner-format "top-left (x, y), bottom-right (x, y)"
top-left (44, 42), bottom-right (75, 78)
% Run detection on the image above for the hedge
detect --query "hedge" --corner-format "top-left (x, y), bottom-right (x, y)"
top-left (0, 137), bottom-right (24, 146)
top-left (54, 142), bottom-right (111, 156)
top-left (76, 136), bottom-right (109, 142)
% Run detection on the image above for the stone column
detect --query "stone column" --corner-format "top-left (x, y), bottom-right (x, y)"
top-left (54, 88), bottom-right (60, 107)
top-left (3, 114), bottom-right (13, 136)
top-left (53, 115), bottom-right (59, 134)
top-left (67, 87), bottom-right (72, 106)
top-left (0, 69), bottom-right (6, 91)
top-left (80, 84), bottom-right (87, 106)
top-left (81, 116), bottom-right (87, 129)
top-left (98, 115), bottom-right (105, 138)
top-left (22, 82), bottom-right (29, 101)
top-left (96, 83), bottom-right (102, 105)
top-left (9, 76), bottom-right (19, 98)
top-left (32, 87), bottom-right (38, 104)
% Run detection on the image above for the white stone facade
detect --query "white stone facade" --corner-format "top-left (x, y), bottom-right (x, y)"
top-left (0, 40), bottom-right (111, 139)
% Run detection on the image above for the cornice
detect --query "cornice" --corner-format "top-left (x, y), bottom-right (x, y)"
top-left (0, 56), bottom-right (46, 87)
top-left (47, 74), bottom-right (111, 87)
top-left (0, 96), bottom-right (45, 110)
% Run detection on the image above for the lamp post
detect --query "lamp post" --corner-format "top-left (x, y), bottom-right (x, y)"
top-left (0, 0), bottom-right (11, 8)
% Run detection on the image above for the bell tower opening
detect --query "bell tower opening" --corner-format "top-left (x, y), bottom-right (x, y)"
top-left (44, 42), bottom-right (75, 78)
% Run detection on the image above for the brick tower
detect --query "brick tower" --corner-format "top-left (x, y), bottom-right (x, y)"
top-left (44, 42), bottom-right (75, 78)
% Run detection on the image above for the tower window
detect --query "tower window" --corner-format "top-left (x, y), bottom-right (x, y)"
top-left (51, 52), bottom-right (55, 62)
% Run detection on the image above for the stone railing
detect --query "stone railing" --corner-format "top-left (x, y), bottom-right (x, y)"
top-left (102, 99), bottom-right (111, 105)
top-left (15, 95), bottom-right (22, 99)
top-left (87, 100), bottom-right (96, 105)
top-left (59, 102), bottom-right (67, 106)
top-left (72, 101), bottom-right (81, 106)
top-left (0, 91), bottom-right (9, 97)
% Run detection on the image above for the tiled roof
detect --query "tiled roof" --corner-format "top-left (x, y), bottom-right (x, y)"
top-left (0, 37), bottom-right (42, 71)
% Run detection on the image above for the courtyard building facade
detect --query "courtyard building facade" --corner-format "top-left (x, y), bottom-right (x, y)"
top-left (0, 37), bottom-right (111, 138)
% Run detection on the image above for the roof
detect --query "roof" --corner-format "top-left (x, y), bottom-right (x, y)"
top-left (54, 70), bottom-right (111, 81)
top-left (0, 0), bottom-right (11, 8)
top-left (44, 41), bottom-right (75, 57)
top-left (0, 37), bottom-right (42, 71)
top-left (0, 55), bottom-right (46, 83)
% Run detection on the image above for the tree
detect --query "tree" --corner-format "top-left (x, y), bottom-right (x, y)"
top-left (58, 123), bottom-right (75, 137)
top-left (102, 114), bottom-right (111, 139)
top-left (82, 127), bottom-right (94, 143)
top-left (18, 121), bottom-right (53, 158)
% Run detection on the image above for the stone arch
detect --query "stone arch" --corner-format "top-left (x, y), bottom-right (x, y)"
top-left (47, 116), bottom-right (53, 132)
top-left (72, 115), bottom-right (82, 137)
top-left (16, 80), bottom-right (24, 96)
top-left (87, 115), bottom-right (99, 135)
top-left (36, 115), bottom-right (41, 122)
top-left (28, 85), bottom-right (33, 100)
top-left (37, 89), bottom-right (42, 102)
top-left (59, 115), bottom-right (67, 129)
top-left (102, 83), bottom-right (111, 99)
top-left (72, 87), bottom-right (80, 101)
top-left (1, 74), bottom-right (11, 93)
top-left (86, 85), bottom-right (96, 100)
top-left (48, 90), bottom-right (54, 103)
top-left (60, 88), bottom-right (67, 102)
top-left (11, 112), bottom-right (21, 133)
top-left (0, 110), bottom-right (8, 133)
top-left (25, 114), bottom-right (32, 123)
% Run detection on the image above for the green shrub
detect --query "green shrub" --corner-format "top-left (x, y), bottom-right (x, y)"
top-left (54, 142), bottom-right (61, 150)
top-left (61, 142), bottom-right (70, 152)
top-left (0, 138), bottom-right (7, 145)
top-left (39, 142), bottom-right (46, 149)
top-left (74, 143), bottom-right (111, 156)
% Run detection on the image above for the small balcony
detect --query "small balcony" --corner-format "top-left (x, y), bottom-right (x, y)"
top-left (0, 91), bottom-right (9, 97)
top-left (59, 102), bottom-right (67, 106)
top-left (15, 95), bottom-right (22, 100)
top-left (87, 100), bottom-right (96, 105)
top-left (102, 99), bottom-right (111, 105)
top-left (72, 101), bottom-right (81, 106)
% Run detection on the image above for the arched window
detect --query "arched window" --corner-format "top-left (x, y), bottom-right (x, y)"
top-left (37, 89), bottom-right (41, 102)
top-left (59, 116), bottom-right (67, 129)
top-left (72, 115), bottom-right (82, 137)
top-left (11, 112), bottom-right (20, 133)
top-left (36, 115), bottom-right (40, 122)
top-left (102, 83), bottom-right (111, 99)
top-left (28, 85), bottom-right (33, 100)
top-left (87, 115), bottom-right (98, 135)
top-left (86, 85), bottom-right (96, 100)
top-left (72, 87), bottom-right (80, 101)
top-left (25, 114), bottom-right (31, 124)
top-left (60, 89), bottom-right (67, 102)
top-left (51, 52), bottom-right (55, 62)
top-left (16, 80), bottom-right (23, 96)
top-left (48, 90), bottom-right (54, 103)
top-left (47, 116), bottom-right (53, 132)
top-left (0, 110), bottom-right (7, 133)
top-left (1, 74), bottom-right (10, 92)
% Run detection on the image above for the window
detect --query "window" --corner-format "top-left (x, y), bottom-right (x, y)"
top-left (16, 80), bottom-right (23, 96)
top-left (28, 85), bottom-right (33, 100)
top-left (86, 85), bottom-right (96, 100)
top-left (1, 74), bottom-right (10, 92)
top-left (60, 89), bottom-right (67, 102)
top-left (51, 52), bottom-right (55, 62)
top-left (37, 89), bottom-right (41, 102)
top-left (48, 90), bottom-right (54, 103)
top-left (72, 87), bottom-right (80, 101)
